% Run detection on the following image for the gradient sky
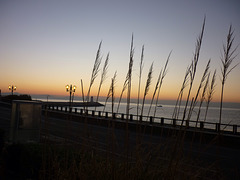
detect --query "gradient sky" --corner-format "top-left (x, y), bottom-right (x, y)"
top-left (0, 0), bottom-right (240, 102)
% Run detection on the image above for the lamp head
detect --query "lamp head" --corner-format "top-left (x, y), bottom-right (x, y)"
top-left (65, 85), bottom-right (69, 92)
top-left (73, 85), bottom-right (76, 92)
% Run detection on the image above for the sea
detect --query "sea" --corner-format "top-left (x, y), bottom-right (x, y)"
top-left (32, 95), bottom-right (240, 132)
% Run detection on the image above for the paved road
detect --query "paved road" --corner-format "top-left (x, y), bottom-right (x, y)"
top-left (1, 104), bottom-right (239, 178)
top-left (41, 111), bottom-right (240, 179)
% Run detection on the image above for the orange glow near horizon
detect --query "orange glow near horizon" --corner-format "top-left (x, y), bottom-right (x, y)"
top-left (1, 81), bottom-right (239, 103)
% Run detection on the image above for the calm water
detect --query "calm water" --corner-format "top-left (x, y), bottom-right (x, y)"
top-left (33, 95), bottom-right (240, 130)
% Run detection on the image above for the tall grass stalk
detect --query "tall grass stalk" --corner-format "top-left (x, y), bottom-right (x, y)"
top-left (219, 25), bottom-right (238, 125)
top-left (103, 71), bottom-right (117, 112)
top-left (204, 70), bottom-right (216, 122)
top-left (80, 79), bottom-right (86, 112)
top-left (86, 41), bottom-right (102, 102)
top-left (141, 62), bottom-right (153, 117)
top-left (137, 45), bottom-right (144, 119)
top-left (126, 34), bottom-right (134, 117)
top-left (110, 75), bottom-right (117, 177)
top-left (168, 19), bottom-right (206, 174)
top-left (187, 59), bottom-right (211, 120)
top-left (153, 51), bottom-right (171, 118)
top-left (116, 77), bottom-right (128, 113)
top-left (111, 75), bottom-right (116, 114)
top-left (196, 73), bottom-right (210, 124)
top-left (182, 17), bottom-right (205, 124)
top-left (147, 69), bottom-right (162, 117)
top-left (80, 79), bottom-right (85, 102)
top-left (116, 78), bottom-right (128, 113)
top-left (96, 53), bottom-right (109, 103)
top-left (190, 73), bottom-right (210, 146)
top-left (172, 66), bottom-right (191, 120)
top-left (124, 34), bottom-right (134, 175)
top-left (116, 35), bottom-right (134, 114)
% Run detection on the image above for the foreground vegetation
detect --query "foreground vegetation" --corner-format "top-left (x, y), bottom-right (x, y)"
top-left (0, 140), bottom-right (225, 179)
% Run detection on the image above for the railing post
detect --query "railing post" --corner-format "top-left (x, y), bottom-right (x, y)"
top-left (75, 108), bottom-right (77, 113)
top-left (85, 110), bottom-right (88, 115)
top-left (61, 106), bottom-right (63, 111)
top-left (121, 114), bottom-right (124, 120)
top-left (233, 125), bottom-right (237, 134)
top-left (105, 112), bottom-right (108, 118)
top-left (139, 116), bottom-right (143, 122)
top-left (113, 113), bottom-right (116, 119)
top-left (98, 111), bottom-right (101, 117)
top-left (216, 123), bottom-right (220, 132)
top-left (200, 121), bottom-right (204, 129)
top-left (65, 107), bottom-right (68, 112)
top-left (69, 107), bottom-right (72, 113)
top-left (161, 117), bottom-right (164, 125)
top-left (92, 110), bottom-right (95, 116)
top-left (186, 120), bottom-right (189, 128)
top-left (130, 114), bottom-right (133, 121)
top-left (173, 119), bottom-right (176, 127)
top-left (80, 109), bottom-right (83, 115)
top-left (150, 116), bottom-right (153, 124)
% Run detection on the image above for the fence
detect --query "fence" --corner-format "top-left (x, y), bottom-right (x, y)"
top-left (44, 105), bottom-right (239, 135)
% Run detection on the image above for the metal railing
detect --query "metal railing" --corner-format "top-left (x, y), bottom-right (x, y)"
top-left (44, 105), bottom-right (239, 135)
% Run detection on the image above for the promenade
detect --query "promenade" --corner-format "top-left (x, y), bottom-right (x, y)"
top-left (41, 105), bottom-right (240, 178)
top-left (1, 101), bottom-right (240, 178)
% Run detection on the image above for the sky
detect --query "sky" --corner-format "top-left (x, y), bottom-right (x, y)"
top-left (0, 0), bottom-right (240, 102)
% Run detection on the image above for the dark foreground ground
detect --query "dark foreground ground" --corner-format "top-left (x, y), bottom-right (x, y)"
top-left (0, 102), bottom-right (240, 179)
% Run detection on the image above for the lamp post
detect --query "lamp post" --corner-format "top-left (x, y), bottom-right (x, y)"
top-left (9, 85), bottom-right (17, 95)
top-left (65, 84), bottom-right (76, 107)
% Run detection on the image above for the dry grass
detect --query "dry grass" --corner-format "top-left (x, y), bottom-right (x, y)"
top-left (140, 62), bottom-right (153, 118)
top-left (187, 59), bottom-right (211, 120)
top-left (182, 17), bottom-right (205, 124)
top-left (86, 41), bottom-right (102, 102)
top-left (96, 53), bottom-right (109, 106)
top-left (219, 25), bottom-right (238, 125)
top-left (153, 51), bottom-right (171, 118)
top-left (204, 69), bottom-right (216, 122)
top-left (172, 66), bottom-right (191, 120)
top-left (116, 35), bottom-right (134, 114)
top-left (103, 71), bottom-right (117, 113)
top-left (137, 45), bottom-right (144, 119)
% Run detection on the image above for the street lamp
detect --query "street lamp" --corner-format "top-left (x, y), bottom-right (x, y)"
top-left (65, 84), bottom-right (76, 107)
top-left (9, 85), bottom-right (17, 95)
